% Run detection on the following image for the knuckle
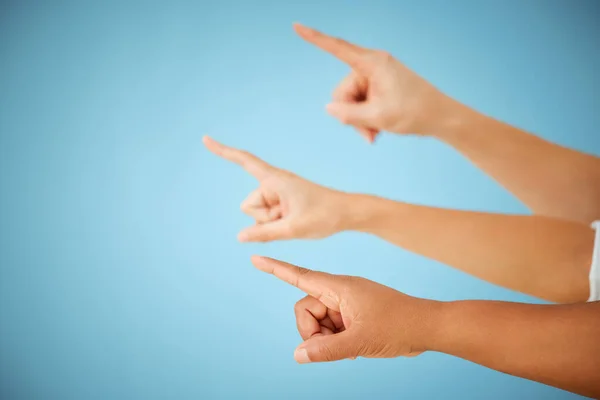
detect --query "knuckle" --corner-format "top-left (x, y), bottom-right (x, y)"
top-left (339, 274), bottom-right (355, 285)
top-left (290, 266), bottom-right (306, 288)
top-left (294, 300), bottom-right (304, 315)
top-left (342, 276), bottom-right (366, 293)
top-left (292, 266), bottom-right (311, 289)
top-left (273, 169), bottom-right (293, 181)
top-left (352, 276), bottom-right (370, 289)
top-left (374, 50), bottom-right (392, 62)
top-left (296, 266), bottom-right (312, 278)
top-left (341, 284), bottom-right (352, 297)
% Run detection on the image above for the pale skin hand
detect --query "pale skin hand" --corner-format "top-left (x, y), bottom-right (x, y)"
top-left (251, 255), bottom-right (434, 362)
top-left (294, 23), bottom-right (456, 142)
top-left (252, 256), bottom-right (600, 398)
top-left (296, 23), bottom-right (600, 223)
top-left (204, 136), bottom-right (593, 302)
top-left (203, 136), bottom-right (346, 242)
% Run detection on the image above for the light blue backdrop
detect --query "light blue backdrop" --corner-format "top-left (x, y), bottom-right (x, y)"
top-left (1, 1), bottom-right (599, 399)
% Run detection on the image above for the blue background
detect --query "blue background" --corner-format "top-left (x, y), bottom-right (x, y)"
top-left (1, 1), bottom-right (599, 399)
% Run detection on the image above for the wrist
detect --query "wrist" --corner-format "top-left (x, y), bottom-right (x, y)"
top-left (409, 298), bottom-right (448, 353)
top-left (338, 193), bottom-right (382, 232)
top-left (430, 97), bottom-right (480, 142)
top-left (423, 300), bottom-right (467, 354)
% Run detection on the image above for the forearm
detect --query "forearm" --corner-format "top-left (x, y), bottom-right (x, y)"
top-left (434, 101), bottom-right (600, 224)
top-left (426, 300), bottom-right (600, 398)
top-left (343, 194), bottom-right (594, 303)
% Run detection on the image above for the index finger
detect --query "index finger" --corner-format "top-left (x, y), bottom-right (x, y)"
top-left (294, 23), bottom-right (370, 74)
top-left (203, 136), bottom-right (274, 180)
top-left (251, 256), bottom-right (341, 311)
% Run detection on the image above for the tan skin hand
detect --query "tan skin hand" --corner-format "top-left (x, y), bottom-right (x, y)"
top-left (294, 23), bottom-right (455, 142)
top-left (203, 136), bottom-right (346, 242)
top-left (251, 255), bottom-right (435, 363)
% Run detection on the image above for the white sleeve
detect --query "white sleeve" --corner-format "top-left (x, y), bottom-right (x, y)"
top-left (589, 221), bottom-right (600, 302)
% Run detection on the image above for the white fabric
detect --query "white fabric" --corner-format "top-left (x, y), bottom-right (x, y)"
top-left (589, 221), bottom-right (600, 302)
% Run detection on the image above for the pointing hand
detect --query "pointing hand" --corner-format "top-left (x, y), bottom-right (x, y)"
top-left (295, 24), bottom-right (456, 142)
top-left (204, 136), bottom-right (349, 242)
top-left (251, 256), bottom-right (438, 363)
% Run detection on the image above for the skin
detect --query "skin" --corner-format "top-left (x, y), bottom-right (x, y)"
top-left (204, 23), bottom-right (600, 397)
top-left (293, 23), bottom-right (600, 224)
top-left (203, 136), bottom-right (594, 303)
top-left (251, 256), bottom-right (600, 398)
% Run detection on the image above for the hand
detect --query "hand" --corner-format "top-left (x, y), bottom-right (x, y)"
top-left (203, 136), bottom-right (348, 242)
top-left (295, 23), bottom-right (456, 142)
top-left (251, 255), bottom-right (439, 363)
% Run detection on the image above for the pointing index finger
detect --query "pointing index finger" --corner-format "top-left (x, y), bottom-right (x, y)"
top-left (294, 23), bottom-right (370, 74)
top-left (203, 136), bottom-right (273, 180)
top-left (251, 256), bottom-right (340, 311)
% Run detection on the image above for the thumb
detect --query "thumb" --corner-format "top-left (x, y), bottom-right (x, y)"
top-left (238, 220), bottom-right (290, 243)
top-left (326, 102), bottom-right (377, 127)
top-left (294, 331), bottom-right (359, 363)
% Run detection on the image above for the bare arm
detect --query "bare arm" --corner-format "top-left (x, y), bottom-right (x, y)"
top-left (253, 256), bottom-right (600, 398)
top-left (205, 137), bottom-right (596, 303)
top-left (432, 300), bottom-right (600, 398)
top-left (294, 24), bottom-right (600, 224)
top-left (436, 103), bottom-right (600, 224)
top-left (344, 194), bottom-right (595, 303)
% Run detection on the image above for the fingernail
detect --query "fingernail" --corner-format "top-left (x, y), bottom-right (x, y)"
top-left (238, 232), bottom-right (249, 242)
top-left (294, 348), bottom-right (311, 364)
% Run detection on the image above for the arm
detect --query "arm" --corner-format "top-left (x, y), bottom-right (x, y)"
top-left (345, 194), bottom-right (595, 303)
top-left (432, 300), bottom-right (600, 399)
top-left (436, 103), bottom-right (600, 224)
top-left (252, 256), bottom-right (600, 399)
top-left (204, 137), bottom-right (596, 303)
top-left (294, 24), bottom-right (600, 224)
